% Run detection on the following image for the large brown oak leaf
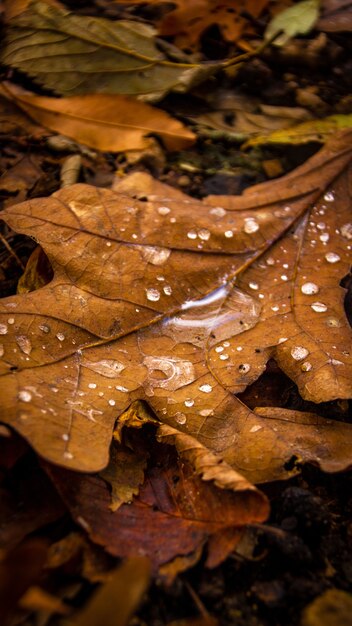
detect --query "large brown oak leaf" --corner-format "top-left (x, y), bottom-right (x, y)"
top-left (0, 133), bottom-right (351, 485)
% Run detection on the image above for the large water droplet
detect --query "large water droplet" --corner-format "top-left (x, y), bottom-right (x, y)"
top-left (0, 324), bottom-right (8, 335)
top-left (175, 412), bottom-right (187, 425)
top-left (209, 207), bottom-right (226, 217)
top-left (18, 389), bottom-right (32, 402)
top-left (143, 356), bottom-right (195, 392)
top-left (199, 384), bottom-right (213, 393)
top-left (340, 223), bottom-right (352, 240)
top-left (325, 252), bottom-right (340, 263)
top-left (311, 302), bottom-right (327, 313)
top-left (138, 245), bottom-right (171, 266)
top-left (291, 346), bottom-right (309, 360)
top-left (146, 288), bottom-right (160, 302)
top-left (301, 282), bottom-right (319, 295)
top-left (324, 191), bottom-right (335, 202)
top-left (157, 206), bottom-right (170, 215)
top-left (198, 229), bottom-right (210, 241)
top-left (83, 359), bottom-right (125, 378)
top-left (243, 217), bottom-right (259, 234)
top-left (15, 335), bottom-right (32, 355)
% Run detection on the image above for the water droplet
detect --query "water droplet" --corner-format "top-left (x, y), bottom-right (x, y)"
top-left (56, 333), bottom-right (65, 341)
top-left (281, 275), bottom-right (288, 281)
top-left (301, 361), bottom-right (312, 372)
top-left (199, 409), bottom-right (214, 417)
top-left (324, 191), bottom-right (335, 202)
top-left (7, 318), bottom-right (15, 325)
top-left (317, 222), bottom-right (326, 230)
top-left (39, 324), bottom-right (50, 333)
top-left (108, 399), bottom-right (116, 406)
top-left (132, 233), bottom-right (138, 239)
top-left (175, 412), bottom-right (187, 425)
top-left (301, 282), bottom-right (319, 295)
top-left (18, 389), bottom-right (32, 402)
top-left (291, 346), bottom-right (309, 360)
top-left (15, 335), bottom-right (32, 355)
top-left (330, 359), bottom-right (344, 366)
top-left (0, 324), bottom-right (8, 335)
top-left (209, 207), bottom-right (226, 217)
top-left (249, 282), bottom-right (259, 290)
top-left (187, 230), bottom-right (197, 240)
top-left (311, 302), bottom-right (327, 313)
top-left (271, 305), bottom-right (279, 312)
top-left (83, 359), bottom-right (125, 378)
top-left (236, 346), bottom-right (243, 351)
top-left (340, 223), bottom-right (352, 240)
top-left (224, 230), bottom-right (233, 238)
top-left (199, 384), bottom-right (213, 393)
top-left (163, 285), bottom-right (172, 296)
top-left (266, 257), bottom-right (275, 266)
top-left (62, 434), bottom-right (69, 441)
top-left (319, 233), bottom-right (329, 243)
top-left (184, 399), bottom-right (194, 407)
top-left (238, 363), bottom-right (251, 373)
top-left (198, 229), bottom-right (210, 241)
top-left (106, 241), bottom-right (112, 247)
top-left (88, 383), bottom-right (97, 389)
top-left (215, 346), bottom-right (224, 353)
top-left (223, 341), bottom-right (230, 347)
top-left (146, 288), bottom-right (160, 302)
top-left (250, 424), bottom-right (262, 433)
top-left (243, 217), bottom-right (259, 234)
top-left (144, 356), bottom-right (195, 391)
top-left (325, 252), bottom-right (340, 263)
top-left (157, 206), bottom-right (170, 215)
top-left (115, 385), bottom-right (129, 392)
top-left (63, 451), bottom-right (73, 460)
top-left (219, 354), bottom-right (229, 360)
top-left (138, 245), bottom-right (171, 266)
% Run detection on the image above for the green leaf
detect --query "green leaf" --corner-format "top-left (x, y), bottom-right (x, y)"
top-left (1, 1), bottom-right (216, 98)
top-left (265, 0), bottom-right (321, 46)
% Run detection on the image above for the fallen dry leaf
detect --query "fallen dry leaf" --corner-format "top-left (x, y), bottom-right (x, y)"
top-left (115, 0), bottom-right (268, 50)
top-left (1, 1), bottom-right (216, 98)
top-left (48, 424), bottom-right (268, 572)
top-left (0, 133), bottom-right (351, 487)
top-left (1, 82), bottom-right (195, 152)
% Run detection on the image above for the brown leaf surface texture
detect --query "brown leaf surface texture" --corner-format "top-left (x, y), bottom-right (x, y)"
top-left (0, 133), bottom-right (351, 483)
top-left (1, 82), bottom-right (195, 152)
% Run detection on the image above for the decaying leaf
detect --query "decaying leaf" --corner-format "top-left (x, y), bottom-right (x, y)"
top-left (153, 0), bottom-right (269, 50)
top-left (1, 1), bottom-right (217, 98)
top-left (0, 133), bottom-right (351, 488)
top-left (244, 113), bottom-right (352, 147)
top-left (0, 83), bottom-right (195, 152)
top-left (48, 424), bottom-right (268, 571)
top-left (265, 0), bottom-right (320, 46)
top-left (190, 90), bottom-right (314, 140)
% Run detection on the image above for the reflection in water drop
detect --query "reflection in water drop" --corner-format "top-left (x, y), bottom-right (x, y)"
top-left (143, 356), bottom-right (195, 392)
top-left (83, 359), bottom-right (125, 378)
top-left (166, 284), bottom-right (261, 348)
top-left (0, 324), bottom-right (8, 335)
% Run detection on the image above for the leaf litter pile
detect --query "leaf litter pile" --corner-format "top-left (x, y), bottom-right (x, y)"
top-left (0, 1), bottom-right (352, 625)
